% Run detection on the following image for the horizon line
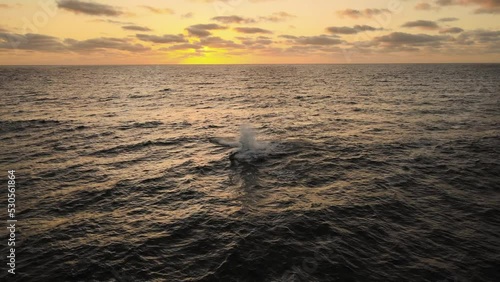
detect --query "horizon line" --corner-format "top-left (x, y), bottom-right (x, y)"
top-left (1, 62), bottom-right (499, 67)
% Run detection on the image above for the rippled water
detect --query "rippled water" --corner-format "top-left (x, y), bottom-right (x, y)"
top-left (0, 64), bottom-right (499, 281)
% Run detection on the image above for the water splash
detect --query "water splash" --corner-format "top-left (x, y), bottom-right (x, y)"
top-left (231, 124), bottom-right (275, 164)
top-left (209, 124), bottom-right (275, 163)
top-left (209, 124), bottom-right (263, 150)
top-left (239, 124), bottom-right (256, 151)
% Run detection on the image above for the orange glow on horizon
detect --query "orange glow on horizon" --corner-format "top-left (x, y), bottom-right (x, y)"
top-left (0, 0), bottom-right (499, 64)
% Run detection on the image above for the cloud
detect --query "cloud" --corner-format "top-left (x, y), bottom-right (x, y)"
top-left (136, 34), bottom-right (186, 43)
top-left (259, 12), bottom-right (295, 22)
top-left (211, 12), bottom-right (294, 24)
top-left (65, 37), bottom-right (150, 52)
top-left (453, 29), bottom-right (500, 54)
top-left (457, 29), bottom-right (500, 43)
top-left (295, 36), bottom-right (343, 45)
top-left (281, 35), bottom-right (343, 45)
top-left (0, 33), bottom-right (66, 51)
top-left (0, 3), bottom-right (21, 9)
top-left (336, 8), bottom-right (391, 19)
top-left (212, 15), bottom-right (256, 24)
top-left (402, 20), bottom-right (440, 30)
top-left (0, 32), bottom-right (149, 53)
top-left (181, 12), bottom-right (194, 19)
top-left (474, 7), bottom-right (500, 13)
top-left (415, 2), bottom-right (439, 10)
top-left (234, 27), bottom-right (272, 34)
top-left (279, 35), bottom-right (299, 40)
top-left (163, 43), bottom-right (202, 51)
top-left (374, 32), bottom-right (449, 46)
top-left (139, 6), bottom-right (174, 14)
top-left (326, 25), bottom-right (380, 35)
top-left (438, 17), bottom-right (459, 22)
top-left (57, 0), bottom-right (123, 16)
top-left (435, 0), bottom-right (500, 14)
top-left (187, 29), bottom-right (211, 37)
top-left (186, 24), bottom-right (226, 37)
top-left (439, 27), bottom-right (464, 34)
top-left (199, 36), bottom-right (243, 49)
top-left (238, 36), bottom-right (273, 46)
top-left (90, 19), bottom-right (134, 25)
top-left (122, 26), bottom-right (152, 32)
top-left (473, 30), bottom-right (500, 41)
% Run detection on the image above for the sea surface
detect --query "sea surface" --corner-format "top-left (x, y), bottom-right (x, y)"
top-left (0, 64), bottom-right (499, 282)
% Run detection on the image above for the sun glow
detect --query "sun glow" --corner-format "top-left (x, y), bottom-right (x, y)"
top-left (182, 48), bottom-right (247, 64)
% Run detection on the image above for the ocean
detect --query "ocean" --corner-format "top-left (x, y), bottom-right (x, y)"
top-left (0, 64), bottom-right (499, 281)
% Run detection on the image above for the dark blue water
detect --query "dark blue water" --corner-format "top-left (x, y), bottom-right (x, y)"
top-left (0, 64), bottom-right (499, 281)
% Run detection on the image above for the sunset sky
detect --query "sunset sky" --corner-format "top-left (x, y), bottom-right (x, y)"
top-left (0, 0), bottom-right (499, 64)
